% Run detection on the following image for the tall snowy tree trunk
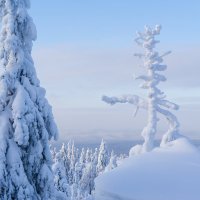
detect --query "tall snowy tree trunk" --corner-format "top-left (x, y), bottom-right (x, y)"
top-left (0, 0), bottom-right (58, 199)
top-left (142, 67), bottom-right (158, 151)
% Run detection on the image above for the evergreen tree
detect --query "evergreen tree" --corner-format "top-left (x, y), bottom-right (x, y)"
top-left (50, 144), bottom-right (57, 161)
top-left (67, 140), bottom-right (72, 162)
top-left (68, 141), bottom-right (76, 185)
top-left (59, 143), bottom-right (70, 182)
top-left (96, 139), bottom-right (109, 174)
top-left (0, 0), bottom-right (58, 199)
top-left (80, 163), bottom-right (93, 196)
top-left (92, 148), bottom-right (98, 170)
top-left (73, 160), bottom-right (83, 185)
top-left (105, 151), bottom-right (117, 172)
top-left (79, 148), bottom-right (86, 166)
top-left (52, 151), bottom-right (70, 199)
top-left (85, 148), bottom-right (92, 163)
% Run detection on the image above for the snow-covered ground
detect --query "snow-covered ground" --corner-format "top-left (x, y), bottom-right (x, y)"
top-left (95, 138), bottom-right (200, 200)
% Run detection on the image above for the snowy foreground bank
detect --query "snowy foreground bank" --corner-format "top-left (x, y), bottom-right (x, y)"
top-left (95, 138), bottom-right (200, 200)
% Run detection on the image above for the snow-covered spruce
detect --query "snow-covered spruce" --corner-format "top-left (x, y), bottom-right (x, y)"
top-left (0, 0), bottom-right (58, 199)
top-left (96, 139), bottom-right (109, 174)
top-left (102, 25), bottom-right (180, 152)
top-left (105, 151), bottom-right (117, 172)
top-left (52, 151), bottom-right (70, 200)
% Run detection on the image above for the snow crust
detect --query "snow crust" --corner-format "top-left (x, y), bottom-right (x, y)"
top-left (95, 138), bottom-right (200, 200)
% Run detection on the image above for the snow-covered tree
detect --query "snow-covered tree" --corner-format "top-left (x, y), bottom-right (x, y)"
top-left (80, 163), bottom-right (94, 196)
top-left (75, 147), bottom-right (80, 163)
top-left (59, 143), bottom-right (70, 180)
top-left (92, 148), bottom-right (98, 169)
top-left (67, 140), bottom-right (72, 161)
top-left (86, 148), bottom-right (92, 163)
top-left (50, 144), bottom-right (57, 161)
top-left (105, 151), bottom-right (117, 172)
top-left (96, 139), bottom-right (109, 174)
top-left (73, 159), bottom-right (84, 185)
top-left (79, 147), bottom-right (86, 165)
top-left (90, 148), bottom-right (98, 193)
top-left (68, 141), bottom-right (76, 185)
top-left (52, 151), bottom-right (70, 199)
top-left (102, 25), bottom-right (180, 152)
top-left (0, 0), bottom-right (58, 199)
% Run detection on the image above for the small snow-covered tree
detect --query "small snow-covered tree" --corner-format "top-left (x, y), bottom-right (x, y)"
top-left (85, 148), bottom-right (92, 163)
top-left (80, 147), bottom-right (86, 165)
top-left (52, 151), bottom-right (70, 199)
top-left (92, 148), bottom-right (98, 169)
top-left (96, 139), bottom-right (109, 174)
top-left (59, 143), bottom-right (71, 182)
top-left (0, 0), bottom-right (58, 199)
top-left (73, 159), bottom-right (83, 185)
top-left (68, 141), bottom-right (76, 185)
top-left (80, 163), bottom-right (94, 196)
top-left (50, 144), bottom-right (57, 161)
top-left (102, 25), bottom-right (180, 152)
top-left (105, 151), bottom-right (117, 172)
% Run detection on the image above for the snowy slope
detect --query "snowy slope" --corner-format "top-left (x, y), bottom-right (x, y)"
top-left (95, 138), bottom-right (200, 200)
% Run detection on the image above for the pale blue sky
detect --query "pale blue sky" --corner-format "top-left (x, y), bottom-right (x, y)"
top-left (29, 1), bottom-right (200, 142)
top-left (30, 0), bottom-right (200, 45)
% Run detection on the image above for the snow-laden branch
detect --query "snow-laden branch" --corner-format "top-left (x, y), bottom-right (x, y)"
top-left (102, 95), bottom-right (147, 110)
top-left (157, 106), bottom-right (180, 128)
top-left (157, 106), bottom-right (180, 146)
top-left (158, 99), bottom-right (179, 110)
top-left (102, 95), bottom-right (148, 117)
top-left (136, 73), bottom-right (166, 83)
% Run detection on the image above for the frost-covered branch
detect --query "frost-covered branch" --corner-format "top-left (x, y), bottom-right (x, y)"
top-left (157, 106), bottom-right (179, 129)
top-left (102, 94), bottom-right (148, 117)
top-left (102, 95), bottom-right (147, 109)
top-left (157, 106), bottom-right (180, 146)
top-left (158, 99), bottom-right (179, 110)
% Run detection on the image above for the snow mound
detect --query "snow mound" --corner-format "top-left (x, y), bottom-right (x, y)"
top-left (95, 138), bottom-right (200, 200)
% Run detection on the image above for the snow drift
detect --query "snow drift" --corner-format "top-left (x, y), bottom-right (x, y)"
top-left (95, 138), bottom-right (200, 200)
